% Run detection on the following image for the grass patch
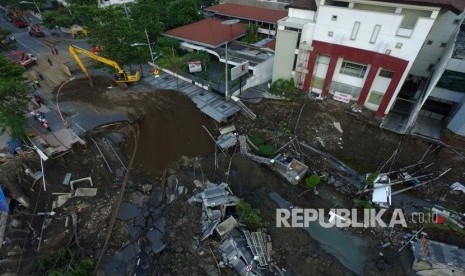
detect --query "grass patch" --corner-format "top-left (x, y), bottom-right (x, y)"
top-left (423, 219), bottom-right (465, 235)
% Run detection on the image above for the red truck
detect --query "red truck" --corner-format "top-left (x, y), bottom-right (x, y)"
top-left (7, 51), bottom-right (38, 68)
top-left (28, 24), bottom-right (45, 37)
top-left (4, 12), bottom-right (27, 28)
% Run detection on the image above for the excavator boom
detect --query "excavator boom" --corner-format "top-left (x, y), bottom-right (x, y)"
top-left (68, 45), bottom-right (140, 84)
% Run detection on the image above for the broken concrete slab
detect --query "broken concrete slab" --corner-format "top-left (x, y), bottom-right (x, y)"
top-left (74, 188), bottom-right (97, 197)
top-left (146, 229), bottom-right (166, 254)
top-left (62, 173), bottom-right (72, 186)
top-left (216, 133), bottom-right (237, 149)
top-left (333, 122), bottom-right (343, 133)
top-left (216, 216), bottom-right (238, 237)
top-left (153, 217), bottom-right (165, 234)
top-left (117, 203), bottom-right (141, 221)
top-left (55, 194), bottom-right (71, 208)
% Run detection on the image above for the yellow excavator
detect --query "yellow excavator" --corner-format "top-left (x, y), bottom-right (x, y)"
top-left (68, 44), bottom-right (140, 87)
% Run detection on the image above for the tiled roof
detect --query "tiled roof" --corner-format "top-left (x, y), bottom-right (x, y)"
top-left (373, 0), bottom-right (465, 14)
top-left (263, 38), bottom-right (276, 51)
top-left (163, 18), bottom-right (246, 48)
top-left (204, 3), bottom-right (288, 24)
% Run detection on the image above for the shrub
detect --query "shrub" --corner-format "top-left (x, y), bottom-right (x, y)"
top-left (258, 144), bottom-right (276, 158)
top-left (247, 134), bottom-right (265, 147)
top-left (365, 171), bottom-right (380, 187)
top-left (237, 199), bottom-right (262, 229)
top-left (354, 198), bottom-right (374, 209)
top-left (305, 174), bottom-right (321, 188)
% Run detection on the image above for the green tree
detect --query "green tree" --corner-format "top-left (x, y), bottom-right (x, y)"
top-left (237, 199), bottom-right (262, 229)
top-left (38, 248), bottom-right (94, 275)
top-left (0, 56), bottom-right (28, 138)
top-left (244, 23), bottom-right (259, 44)
top-left (305, 174), bottom-right (321, 195)
top-left (365, 171), bottom-right (380, 187)
top-left (165, 0), bottom-right (201, 29)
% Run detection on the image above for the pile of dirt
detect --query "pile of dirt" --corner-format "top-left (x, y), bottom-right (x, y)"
top-left (59, 76), bottom-right (214, 172)
top-left (134, 92), bottom-right (213, 172)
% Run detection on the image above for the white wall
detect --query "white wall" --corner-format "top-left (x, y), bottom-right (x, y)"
top-left (446, 58), bottom-right (465, 72)
top-left (410, 10), bottom-right (464, 77)
top-left (242, 56), bottom-right (274, 90)
top-left (314, 6), bottom-right (437, 63)
top-left (98, 0), bottom-right (134, 8)
top-left (288, 8), bottom-right (316, 21)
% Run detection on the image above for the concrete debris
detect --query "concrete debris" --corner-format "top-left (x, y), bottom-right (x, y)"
top-left (215, 216), bottom-right (238, 237)
top-left (74, 188), bottom-right (98, 197)
top-left (371, 176), bottom-right (391, 208)
top-left (269, 153), bottom-right (308, 185)
top-left (316, 137), bottom-right (325, 147)
top-left (219, 228), bottom-right (265, 276)
top-left (62, 173), bottom-right (72, 186)
top-left (165, 174), bottom-right (182, 203)
top-left (450, 182), bottom-right (465, 194)
top-left (411, 235), bottom-right (465, 274)
top-left (333, 122), bottom-right (343, 133)
top-left (117, 203), bottom-right (141, 221)
top-left (55, 194), bottom-right (71, 208)
top-left (219, 125), bottom-right (236, 135)
top-left (216, 133), bottom-right (238, 149)
top-left (70, 176), bottom-right (93, 190)
top-left (189, 181), bottom-right (239, 240)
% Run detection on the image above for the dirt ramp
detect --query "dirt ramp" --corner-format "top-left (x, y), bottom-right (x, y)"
top-left (135, 91), bottom-right (213, 172)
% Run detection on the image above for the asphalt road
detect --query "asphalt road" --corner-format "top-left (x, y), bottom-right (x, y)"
top-left (0, 13), bottom-right (89, 58)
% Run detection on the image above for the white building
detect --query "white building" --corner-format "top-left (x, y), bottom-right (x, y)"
top-left (272, 0), bottom-right (465, 135)
top-left (97, 0), bottom-right (133, 8)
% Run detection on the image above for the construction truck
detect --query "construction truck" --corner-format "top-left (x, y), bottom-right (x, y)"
top-left (28, 24), bottom-right (45, 37)
top-left (5, 10), bottom-right (27, 28)
top-left (68, 45), bottom-right (140, 88)
top-left (7, 51), bottom-right (37, 68)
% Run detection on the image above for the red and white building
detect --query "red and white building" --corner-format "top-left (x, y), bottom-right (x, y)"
top-left (272, 0), bottom-right (465, 122)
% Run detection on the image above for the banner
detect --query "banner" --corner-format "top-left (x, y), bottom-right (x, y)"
top-left (188, 61), bottom-right (202, 73)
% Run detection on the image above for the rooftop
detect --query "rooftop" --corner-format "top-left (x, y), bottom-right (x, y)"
top-left (286, 0), bottom-right (318, 11)
top-left (372, 0), bottom-right (465, 14)
top-left (204, 2), bottom-right (288, 24)
top-left (163, 18), bottom-right (246, 48)
top-left (412, 238), bottom-right (465, 269)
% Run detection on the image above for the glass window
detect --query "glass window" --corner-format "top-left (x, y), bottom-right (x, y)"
top-left (339, 61), bottom-right (367, 78)
top-left (379, 69), bottom-right (393, 78)
top-left (437, 70), bottom-right (465, 93)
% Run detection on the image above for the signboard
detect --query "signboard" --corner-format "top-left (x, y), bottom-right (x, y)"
top-left (333, 91), bottom-right (352, 103)
top-left (231, 61), bottom-right (249, 81)
top-left (188, 61), bottom-right (202, 73)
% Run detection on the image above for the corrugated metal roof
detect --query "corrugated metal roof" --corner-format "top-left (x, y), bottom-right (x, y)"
top-left (205, 2), bottom-right (288, 24)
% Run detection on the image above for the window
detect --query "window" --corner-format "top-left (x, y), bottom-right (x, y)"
top-left (437, 70), bottom-right (465, 92)
top-left (317, 55), bottom-right (330, 65)
top-left (453, 19), bottom-right (460, 25)
top-left (426, 40), bottom-right (433, 45)
top-left (385, 49), bottom-right (392, 55)
top-left (440, 42), bottom-right (447, 48)
top-left (395, 43), bottom-right (403, 49)
top-left (332, 15), bottom-right (338, 21)
top-left (400, 9), bottom-right (432, 29)
top-left (370, 25), bottom-right (381, 44)
top-left (339, 61), bottom-right (367, 78)
top-left (351, 22), bottom-right (360, 40)
top-left (328, 31), bottom-right (334, 37)
top-left (292, 53), bottom-right (298, 71)
top-left (379, 69), bottom-right (394, 78)
top-left (427, 63), bottom-right (435, 72)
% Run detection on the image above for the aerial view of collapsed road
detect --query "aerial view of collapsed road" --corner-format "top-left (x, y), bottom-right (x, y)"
top-left (0, 0), bottom-right (465, 275)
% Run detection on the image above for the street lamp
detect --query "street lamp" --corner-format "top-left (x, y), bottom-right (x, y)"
top-left (131, 29), bottom-right (162, 71)
top-left (20, 0), bottom-right (42, 17)
top-left (56, 77), bottom-right (75, 128)
top-left (221, 19), bottom-right (240, 101)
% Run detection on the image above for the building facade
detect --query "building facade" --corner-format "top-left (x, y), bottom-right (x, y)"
top-left (273, 0), bottom-right (465, 137)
